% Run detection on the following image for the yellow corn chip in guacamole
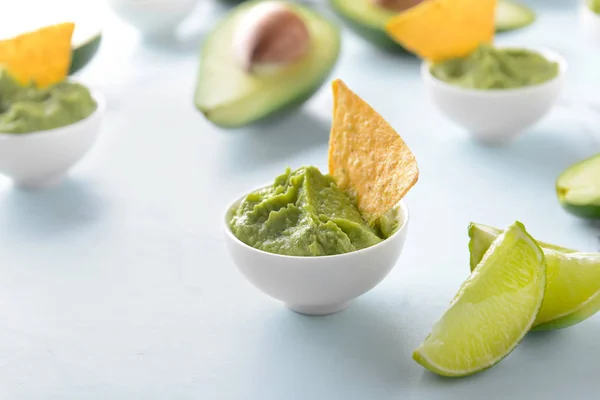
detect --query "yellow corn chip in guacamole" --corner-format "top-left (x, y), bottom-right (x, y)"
top-left (0, 22), bottom-right (75, 88)
top-left (385, 0), bottom-right (496, 62)
top-left (328, 79), bottom-right (419, 223)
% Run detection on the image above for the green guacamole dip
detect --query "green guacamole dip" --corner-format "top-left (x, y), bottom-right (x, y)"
top-left (229, 166), bottom-right (400, 257)
top-left (430, 44), bottom-right (559, 90)
top-left (589, 0), bottom-right (600, 14)
top-left (0, 70), bottom-right (97, 134)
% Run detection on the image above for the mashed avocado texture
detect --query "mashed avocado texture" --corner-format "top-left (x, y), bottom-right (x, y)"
top-left (0, 70), bottom-right (97, 134)
top-left (430, 44), bottom-right (559, 90)
top-left (229, 166), bottom-right (399, 256)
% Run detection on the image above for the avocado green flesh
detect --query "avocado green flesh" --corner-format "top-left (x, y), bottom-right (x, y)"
top-left (557, 154), bottom-right (600, 219)
top-left (229, 166), bottom-right (392, 256)
top-left (195, 1), bottom-right (340, 128)
top-left (331, 0), bottom-right (397, 28)
top-left (69, 33), bottom-right (102, 75)
top-left (495, 0), bottom-right (536, 32)
top-left (329, 0), bottom-right (407, 52)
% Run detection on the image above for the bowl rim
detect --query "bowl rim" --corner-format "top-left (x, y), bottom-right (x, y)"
top-left (0, 89), bottom-right (105, 140)
top-left (223, 184), bottom-right (410, 260)
top-left (421, 45), bottom-right (568, 97)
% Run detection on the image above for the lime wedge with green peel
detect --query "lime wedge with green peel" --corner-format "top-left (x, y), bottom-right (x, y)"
top-left (469, 222), bottom-right (600, 331)
top-left (414, 222), bottom-right (546, 377)
top-left (556, 154), bottom-right (600, 220)
top-left (495, 0), bottom-right (536, 32)
top-left (588, 0), bottom-right (600, 14)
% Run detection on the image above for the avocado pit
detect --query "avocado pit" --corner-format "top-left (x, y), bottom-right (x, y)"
top-left (233, 1), bottom-right (311, 74)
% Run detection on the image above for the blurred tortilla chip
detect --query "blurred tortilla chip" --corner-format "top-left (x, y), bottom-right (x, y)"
top-left (0, 22), bottom-right (75, 87)
top-left (385, 0), bottom-right (496, 62)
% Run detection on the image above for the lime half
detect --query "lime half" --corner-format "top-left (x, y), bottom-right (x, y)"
top-left (557, 154), bottom-right (600, 220)
top-left (469, 222), bottom-right (600, 330)
top-left (414, 222), bottom-right (546, 377)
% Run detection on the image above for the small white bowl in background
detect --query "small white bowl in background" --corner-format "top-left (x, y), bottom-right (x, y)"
top-left (581, 1), bottom-right (600, 45)
top-left (0, 92), bottom-right (105, 189)
top-left (422, 47), bottom-right (567, 145)
top-left (107, 0), bottom-right (198, 37)
top-left (223, 193), bottom-right (409, 316)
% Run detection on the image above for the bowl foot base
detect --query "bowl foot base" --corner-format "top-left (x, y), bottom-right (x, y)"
top-left (471, 133), bottom-right (518, 146)
top-left (14, 174), bottom-right (65, 190)
top-left (286, 302), bottom-right (350, 316)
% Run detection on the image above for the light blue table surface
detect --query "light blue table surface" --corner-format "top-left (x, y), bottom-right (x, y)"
top-left (1, 0), bottom-right (600, 398)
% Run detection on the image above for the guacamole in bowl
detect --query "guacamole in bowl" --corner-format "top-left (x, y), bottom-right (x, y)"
top-left (229, 166), bottom-right (401, 257)
top-left (223, 171), bottom-right (409, 315)
top-left (0, 69), bottom-right (97, 134)
top-left (0, 78), bottom-right (104, 189)
top-left (422, 44), bottom-right (565, 144)
top-left (429, 44), bottom-right (559, 90)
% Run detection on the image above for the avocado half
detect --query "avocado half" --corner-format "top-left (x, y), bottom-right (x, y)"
top-left (330, 0), bottom-right (536, 53)
top-left (194, 1), bottom-right (341, 129)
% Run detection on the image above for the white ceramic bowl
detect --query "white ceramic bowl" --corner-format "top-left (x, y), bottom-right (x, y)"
top-left (581, 2), bottom-right (600, 45)
top-left (223, 191), bottom-right (409, 316)
top-left (422, 47), bottom-right (567, 145)
top-left (0, 92), bottom-right (105, 189)
top-left (107, 0), bottom-right (198, 37)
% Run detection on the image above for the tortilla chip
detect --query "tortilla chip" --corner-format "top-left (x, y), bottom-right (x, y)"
top-left (385, 0), bottom-right (496, 62)
top-left (328, 79), bottom-right (419, 223)
top-left (0, 22), bottom-right (75, 88)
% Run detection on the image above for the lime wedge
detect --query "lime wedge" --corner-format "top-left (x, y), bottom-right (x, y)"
top-left (469, 222), bottom-right (600, 331)
top-left (495, 0), bottom-right (536, 32)
top-left (414, 222), bottom-right (546, 377)
top-left (557, 154), bottom-right (600, 220)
